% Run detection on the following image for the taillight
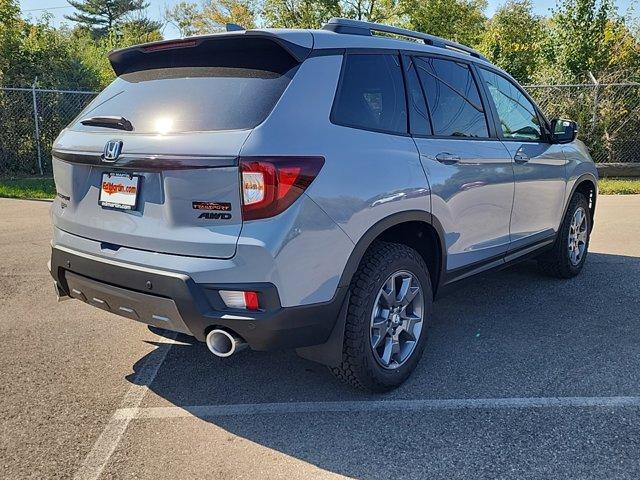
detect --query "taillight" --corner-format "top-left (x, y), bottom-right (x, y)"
top-left (240, 156), bottom-right (324, 221)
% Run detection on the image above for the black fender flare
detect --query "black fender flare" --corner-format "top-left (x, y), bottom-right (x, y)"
top-left (563, 173), bottom-right (598, 231)
top-left (336, 209), bottom-right (446, 290)
top-left (296, 209), bottom-right (446, 367)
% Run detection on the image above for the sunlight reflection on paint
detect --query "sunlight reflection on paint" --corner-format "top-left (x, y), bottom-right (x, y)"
top-left (155, 117), bottom-right (174, 135)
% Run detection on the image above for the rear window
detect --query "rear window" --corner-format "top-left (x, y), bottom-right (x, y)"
top-left (71, 66), bottom-right (297, 133)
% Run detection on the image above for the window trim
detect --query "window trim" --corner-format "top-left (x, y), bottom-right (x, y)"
top-left (409, 54), bottom-right (496, 141)
top-left (476, 65), bottom-right (552, 144)
top-left (329, 51), bottom-right (411, 137)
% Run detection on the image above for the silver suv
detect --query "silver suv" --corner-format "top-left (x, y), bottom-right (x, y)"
top-left (49, 18), bottom-right (598, 391)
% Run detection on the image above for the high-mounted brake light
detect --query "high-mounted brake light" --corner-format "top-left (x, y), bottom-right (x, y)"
top-left (240, 157), bottom-right (324, 221)
top-left (142, 40), bottom-right (198, 52)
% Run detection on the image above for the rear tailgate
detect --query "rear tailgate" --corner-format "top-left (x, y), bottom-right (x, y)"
top-left (51, 32), bottom-right (310, 259)
top-left (52, 130), bottom-right (249, 258)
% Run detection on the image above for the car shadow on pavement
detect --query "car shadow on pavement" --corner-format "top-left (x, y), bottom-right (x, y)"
top-left (126, 253), bottom-right (640, 479)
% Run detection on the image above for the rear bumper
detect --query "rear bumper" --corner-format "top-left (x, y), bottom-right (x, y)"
top-left (50, 245), bottom-right (346, 350)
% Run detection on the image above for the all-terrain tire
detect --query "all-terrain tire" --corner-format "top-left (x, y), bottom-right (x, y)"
top-left (538, 192), bottom-right (591, 279)
top-left (330, 241), bottom-right (433, 392)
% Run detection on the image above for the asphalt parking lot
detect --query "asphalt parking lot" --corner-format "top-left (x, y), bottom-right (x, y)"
top-left (1, 195), bottom-right (640, 479)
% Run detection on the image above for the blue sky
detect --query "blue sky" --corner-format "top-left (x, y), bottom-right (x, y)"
top-left (19, 0), bottom-right (636, 40)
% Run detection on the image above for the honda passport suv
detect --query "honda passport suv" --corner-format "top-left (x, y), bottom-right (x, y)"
top-left (49, 18), bottom-right (598, 392)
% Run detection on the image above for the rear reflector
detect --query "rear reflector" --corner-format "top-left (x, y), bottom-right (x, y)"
top-left (244, 291), bottom-right (260, 310)
top-left (219, 290), bottom-right (260, 311)
top-left (240, 156), bottom-right (324, 221)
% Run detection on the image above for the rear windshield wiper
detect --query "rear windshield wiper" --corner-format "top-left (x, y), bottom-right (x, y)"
top-left (80, 116), bottom-right (133, 131)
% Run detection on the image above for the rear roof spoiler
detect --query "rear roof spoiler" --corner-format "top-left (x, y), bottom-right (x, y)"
top-left (108, 31), bottom-right (311, 76)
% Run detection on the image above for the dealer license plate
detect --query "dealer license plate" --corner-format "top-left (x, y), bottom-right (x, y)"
top-left (99, 172), bottom-right (140, 210)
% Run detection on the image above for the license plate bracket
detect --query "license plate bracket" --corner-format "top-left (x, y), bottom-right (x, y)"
top-left (99, 172), bottom-right (141, 210)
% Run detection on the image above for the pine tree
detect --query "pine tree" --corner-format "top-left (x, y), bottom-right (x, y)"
top-left (65, 0), bottom-right (156, 37)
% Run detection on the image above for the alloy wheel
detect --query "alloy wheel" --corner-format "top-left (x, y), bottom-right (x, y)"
top-left (568, 206), bottom-right (588, 265)
top-left (370, 270), bottom-right (424, 369)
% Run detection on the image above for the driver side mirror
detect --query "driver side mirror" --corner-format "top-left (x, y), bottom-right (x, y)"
top-left (551, 119), bottom-right (578, 144)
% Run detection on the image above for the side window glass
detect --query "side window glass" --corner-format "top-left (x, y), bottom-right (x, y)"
top-left (332, 54), bottom-right (407, 134)
top-left (403, 57), bottom-right (432, 135)
top-left (414, 57), bottom-right (488, 138)
top-left (479, 69), bottom-right (542, 141)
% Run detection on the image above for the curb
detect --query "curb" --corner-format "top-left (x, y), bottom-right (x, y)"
top-left (0, 197), bottom-right (53, 203)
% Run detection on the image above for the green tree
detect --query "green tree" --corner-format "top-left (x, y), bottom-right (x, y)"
top-left (0, 0), bottom-right (103, 175)
top-left (339, 0), bottom-right (398, 23)
top-left (196, 0), bottom-right (258, 31)
top-left (549, 0), bottom-right (612, 79)
top-left (165, 0), bottom-right (200, 36)
top-left (0, 0), bottom-right (22, 85)
top-left (71, 22), bottom-right (162, 88)
top-left (537, 0), bottom-right (640, 82)
top-left (65, 0), bottom-right (160, 37)
top-left (0, 0), bottom-right (98, 88)
top-left (478, 0), bottom-right (544, 83)
top-left (401, 0), bottom-right (487, 47)
top-left (166, 0), bottom-right (257, 34)
top-left (262, 0), bottom-right (340, 29)
top-left (602, 18), bottom-right (640, 82)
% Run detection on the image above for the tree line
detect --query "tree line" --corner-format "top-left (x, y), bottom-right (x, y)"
top-left (0, 0), bottom-right (639, 89)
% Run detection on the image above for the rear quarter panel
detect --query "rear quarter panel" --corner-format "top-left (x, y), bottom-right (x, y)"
top-left (240, 53), bottom-right (431, 268)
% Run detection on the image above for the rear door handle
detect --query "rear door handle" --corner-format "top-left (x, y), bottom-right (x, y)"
top-left (514, 151), bottom-right (530, 163)
top-left (435, 152), bottom-right (461, 164)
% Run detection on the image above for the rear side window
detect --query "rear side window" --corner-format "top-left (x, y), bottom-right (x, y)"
top-left (332, 54), bottom-right (407, 135)
top-left (414, 57), bottom-right (488, 138)
top-left (403, 57), bottom-right (432, 136)
top-left (479, 69), bottom-right (542, 141)
top-left (71, 66), bottom-right (297, 133)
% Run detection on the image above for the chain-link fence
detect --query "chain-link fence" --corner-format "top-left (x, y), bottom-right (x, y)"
top-left (1, 80), bottom-right (639, 176)
top-left (0, 87), bottom-right (97, 176)
top-left (526, 80), bottom-right (640, 164)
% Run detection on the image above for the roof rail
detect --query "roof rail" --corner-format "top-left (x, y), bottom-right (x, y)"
top-left (321, 18), bottom-right (489, 62)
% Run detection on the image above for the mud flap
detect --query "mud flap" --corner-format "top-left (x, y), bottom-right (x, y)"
top-left (295, 291), bottom-right (350, 368)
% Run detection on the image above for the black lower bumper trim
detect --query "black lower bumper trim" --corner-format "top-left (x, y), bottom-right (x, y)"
top-left (50, 246), bottom-right (346, 351)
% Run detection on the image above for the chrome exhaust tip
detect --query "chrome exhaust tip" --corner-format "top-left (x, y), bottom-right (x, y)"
top-left (205, 329), bottom-right (247, 358)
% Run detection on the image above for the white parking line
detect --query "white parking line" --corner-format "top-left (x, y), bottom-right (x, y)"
top-left (73, 334), bottom-right (177, 480)
top-left (114, 395), bottom-right (640, 420)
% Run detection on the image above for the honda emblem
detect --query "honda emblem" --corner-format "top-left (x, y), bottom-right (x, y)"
top-left (102, 140), bottom-right (123, 162)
